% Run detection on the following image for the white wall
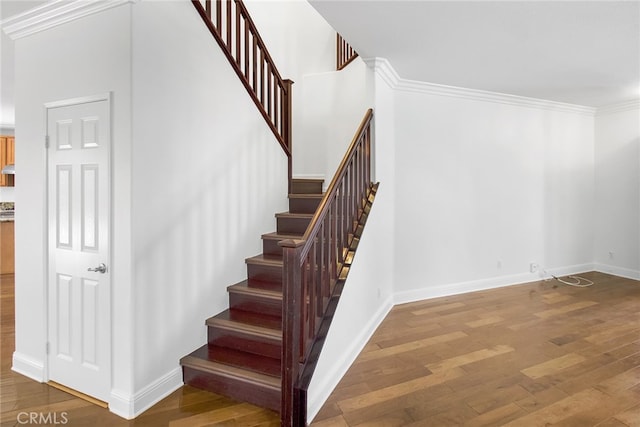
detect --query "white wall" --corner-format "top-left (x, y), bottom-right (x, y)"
top-left (130, 0), bottom-right (288, 413)
top-left (594, 106), bottom-right (640, 279)
top-left (12, 1), bottom-right (134, 404)
top-left (297, 59), bottom-right (374, 183)
top-left (392, 84), bottom-right (595, 301)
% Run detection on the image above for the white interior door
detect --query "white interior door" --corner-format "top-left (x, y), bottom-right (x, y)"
top-left (47, 96), bottom-right (111, 402)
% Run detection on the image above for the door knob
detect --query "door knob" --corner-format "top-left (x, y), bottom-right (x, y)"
top-left (87, 263), bottom-right (107, 274)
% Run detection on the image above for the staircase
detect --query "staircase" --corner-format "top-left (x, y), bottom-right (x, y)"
top-left (180, 178), bottom-right (324, 413)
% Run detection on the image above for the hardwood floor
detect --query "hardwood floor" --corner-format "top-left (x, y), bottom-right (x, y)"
top-left (2, 272), bottom-right (639, 426)
top-left (313, 271), bottom-right (640, 426)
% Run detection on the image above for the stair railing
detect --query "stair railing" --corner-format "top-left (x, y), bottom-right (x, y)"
top-left (337, 33), bottom-right (359, 70)
top-left (280, 109), bottom-right (376, 426)
top-left (192, 0), bottom-right (293, 188)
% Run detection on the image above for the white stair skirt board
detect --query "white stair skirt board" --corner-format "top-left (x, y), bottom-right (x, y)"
top-left (307, 296), bottom-right (394, 423)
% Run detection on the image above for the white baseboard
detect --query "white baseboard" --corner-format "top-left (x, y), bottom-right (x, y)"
top-left (540, 263), bottom-right (596, 279)
top-left (394, 263), bottom-right (596, 306)
top-left (594, 263), bottom-right (640, 281)
top-left (394, 272), bottom-right (535, 305)
top-left (109, 367), bottom-right (183, 419)
top-left (12, 352), bottom-right (44, 382)
top-left (306, 295), bottom-right (394, 423)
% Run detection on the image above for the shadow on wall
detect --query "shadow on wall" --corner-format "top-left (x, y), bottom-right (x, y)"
top-left (132, 122), bottom-right (287, 386)
top-left (594, 135), bottom-right (640, 271)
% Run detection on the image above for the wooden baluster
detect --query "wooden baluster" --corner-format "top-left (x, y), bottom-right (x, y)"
top-left (226, 0), bottom-right (232, 51)
top-left (331, 202), bottom-right (338, 285)
top-left (308, 245), bottom-right (316, 343)
top-left (205, 0), bottom-right (211, 21)
top-left (260, 51), bottom-right (265, 104)
top-left (267, 64), bottom-right (272, 118)
top-left (364, 128), bottom-right (370, 188)
top-left (283, 79), bottom-right (293, 150)
top-left (244, 16), bottom-right (249, 79)
top-left (252, 32), bottom-right (257, 92)
top-left (216, 0), bottom-right (221, 33)
top-left (319, 222), bottom-right (326, 299)
top-left (315, 230), bottom-right (323, 316)
top-left (302, 256), bottom-right (309, 358)
top-left (235, 3), bottom-right (241, 65)
top-left (338, 37), bottom-right (341, 66)
top-left (273, 81), bottom-right (279, 131)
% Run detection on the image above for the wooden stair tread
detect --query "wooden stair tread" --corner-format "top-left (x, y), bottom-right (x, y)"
top-left (288, 193), bottom-right (323, 199)
top-left (207, 309), bottom-right (282, 336)
top-left (275, 212), bottom-right (314, 219)
top-left (188, 344), bottom-right (281, 378)
top-left (245, 253), bottom-right (283, 266)
top-left (261, 231), bottom-right (303, 241)
top-left (291, 178), bottom-right (323, 183)
top-left (228, 280), bottom-right (282, 300)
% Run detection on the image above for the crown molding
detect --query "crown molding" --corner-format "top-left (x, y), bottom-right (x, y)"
top-left (596, 99), bottom-right (640, 116)
top-left (1, 0), bottom-right (137, 40)
top-left (363, 57), bottom-right (596, 116)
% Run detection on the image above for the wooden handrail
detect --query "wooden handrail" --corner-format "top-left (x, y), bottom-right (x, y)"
top-left (280, 109), bottom-right (376, 426)
top-left (192, 0), bottom-right (293, 175)
top-left (337, 33), bottom-right (359, 70)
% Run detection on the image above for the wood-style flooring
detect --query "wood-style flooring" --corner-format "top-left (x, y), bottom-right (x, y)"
top-left (313, 271), bottom-right (640, 426)
top-left (1, 271), bottom-right (639, 426)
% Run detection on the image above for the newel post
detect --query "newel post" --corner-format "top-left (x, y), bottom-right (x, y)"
top-left (283, 79), bottom-right (294, 194)
top-left (279, 238), bottom-right (305, 426)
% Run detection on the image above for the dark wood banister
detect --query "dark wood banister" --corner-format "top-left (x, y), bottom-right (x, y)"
top-left (192, 0), bottom-right (293, 190)
top-left (337, 33), bottom-right (359, 70)
top-left (280, 109), bottom-right (377, 426)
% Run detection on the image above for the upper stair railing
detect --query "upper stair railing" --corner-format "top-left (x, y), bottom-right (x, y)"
top-left (280, 109), bottom-right (377, 425)
top-left (337, 33), bottom-right (359, 70)
top-left (192, 0), bottom-right (293, 186)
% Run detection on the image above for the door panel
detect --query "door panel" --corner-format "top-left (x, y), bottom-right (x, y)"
top-left (47, 97), bottom-right (110, 402)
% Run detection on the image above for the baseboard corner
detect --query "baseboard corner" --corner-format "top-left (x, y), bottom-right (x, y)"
top-left (109, 367), bottom-right (183, 419)
top-left (12, 352), bottom-right (45, 382)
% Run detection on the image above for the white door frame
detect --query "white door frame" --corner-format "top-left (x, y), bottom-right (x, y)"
top-left (43, 92), bottom-right (113, 400)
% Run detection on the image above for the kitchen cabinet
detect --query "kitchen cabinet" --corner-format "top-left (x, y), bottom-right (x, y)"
top-left (0, 221), bottom-right (14, 274)
top-left (0, 136), bottom-right (15, 187)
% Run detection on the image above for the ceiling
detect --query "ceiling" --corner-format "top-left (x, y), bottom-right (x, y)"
top-left (309, 0), bottom-right (640, 107)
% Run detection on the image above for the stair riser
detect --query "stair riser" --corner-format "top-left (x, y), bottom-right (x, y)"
top-left (229, 292), bottom-right (282, 318)
top-left (289, 197), bottom-right (321, 214)
top-left (208, 328), bottom-right (281, 359)
top-left (247, 263), bottom-right (282, 283)
top-left (291, 181), bottom-right (323, 194)
top-left (277, 216), bottom-right (311, 234)
top-left (183, 366), bottom-right (280, 412)
top-left (262, 239), bottom-right (282, 256)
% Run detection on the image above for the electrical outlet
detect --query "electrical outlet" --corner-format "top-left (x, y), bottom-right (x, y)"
top-left (530, 263), bottom-right (539, 273)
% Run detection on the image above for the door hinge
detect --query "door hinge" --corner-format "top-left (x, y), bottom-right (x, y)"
top-left (46, 342), bottom-right (50, 355)
top-left (45, 135), bottom-right (50, 149)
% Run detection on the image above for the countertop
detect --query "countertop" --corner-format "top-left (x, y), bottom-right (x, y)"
top-left (0, 202), bottom-right (14, 222)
